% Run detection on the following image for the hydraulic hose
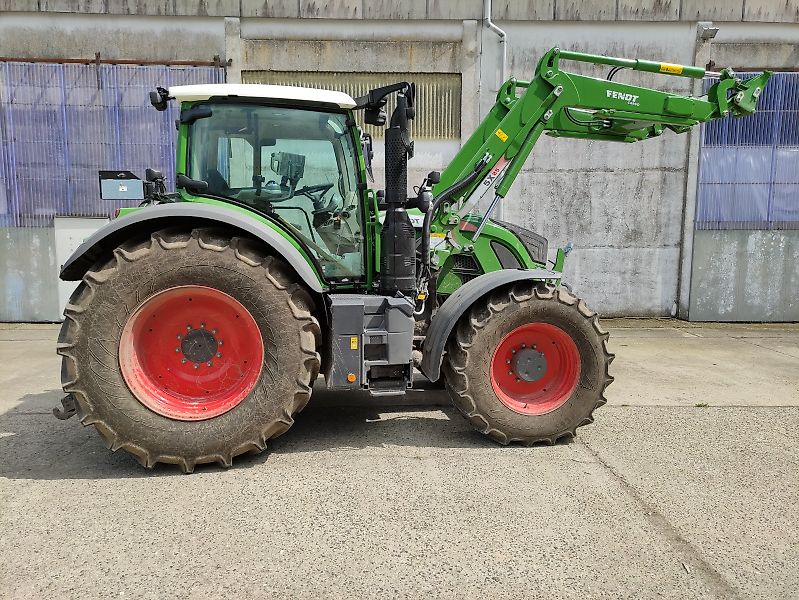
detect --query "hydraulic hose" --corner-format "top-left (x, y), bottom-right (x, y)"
top-left (420, 158), bottom-right (489, 270)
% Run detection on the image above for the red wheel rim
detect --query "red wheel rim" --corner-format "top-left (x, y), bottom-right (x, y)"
top-left (119, 286), bottom-right (264, 421)
top-left (490, 322), bottom-right (581, 416)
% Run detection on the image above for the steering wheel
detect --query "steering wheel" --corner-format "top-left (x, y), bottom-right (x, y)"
top-left (297, 183), bottom-right (334, 196)
top-left (296, 183), bottom-right (337, 212)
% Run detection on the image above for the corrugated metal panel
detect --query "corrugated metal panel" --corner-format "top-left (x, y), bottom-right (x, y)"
top-left (696, 72), bottom-right (799, 230)
top-left (242, 70), bottom-right (461, 140)
top-left (0, 62), bottom-right (224, 227)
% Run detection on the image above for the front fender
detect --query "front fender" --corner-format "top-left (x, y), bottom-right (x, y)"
top-left (420, 268), bottom-right (561, 382)
top-left (60, 203), bottom-right (325, 293)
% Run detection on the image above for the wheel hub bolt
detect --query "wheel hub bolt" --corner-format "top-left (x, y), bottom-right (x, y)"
top-left (217, 352), bottom-right (222, 358)
top-left (207, 362), bottom-right (213, 367)
top-left (510, 347), bottom-right (548, 383)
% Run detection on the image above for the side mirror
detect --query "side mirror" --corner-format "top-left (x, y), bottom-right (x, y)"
top-left (270, 152), bottom-right (306, 186)
top-left (149, 87), bottom-right (171, 112)
top-left (365, 105), bottom-right (386, 126)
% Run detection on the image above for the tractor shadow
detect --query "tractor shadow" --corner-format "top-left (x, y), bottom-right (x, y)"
top-left (0, 380), bottom-right (571, 480)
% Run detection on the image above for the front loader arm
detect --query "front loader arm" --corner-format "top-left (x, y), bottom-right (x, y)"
top-left (433, 47), bottom-right (770, 226)
top-left (543, 50), bottom-right (770, 143)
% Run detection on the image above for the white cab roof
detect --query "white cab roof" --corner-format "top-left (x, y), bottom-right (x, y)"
top-left (169, 84), bottom-right (357, 109)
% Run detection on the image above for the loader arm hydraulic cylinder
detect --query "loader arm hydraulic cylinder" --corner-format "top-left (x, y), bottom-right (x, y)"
top-left (425, 47), bottom-right (771, 261)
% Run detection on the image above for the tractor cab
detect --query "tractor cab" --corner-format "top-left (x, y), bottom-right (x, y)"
top-left (170, 84), bottom-right (367, 281)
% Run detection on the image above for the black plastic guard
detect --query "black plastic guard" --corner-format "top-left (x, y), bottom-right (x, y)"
top-left (420, 268), bottom-right (561, 382)
top-left (59, 203), bottom-right (324, 293)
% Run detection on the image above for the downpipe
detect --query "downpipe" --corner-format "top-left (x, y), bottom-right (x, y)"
top-left (484, 0), bottom-right (507, 219)
top-left (484, 0), bottom-right (507, 87)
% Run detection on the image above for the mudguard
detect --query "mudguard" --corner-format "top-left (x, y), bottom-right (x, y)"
top-left (420, 268), bottom-right (561, 382)
top-left (59, 203), bottom-right (325, 293)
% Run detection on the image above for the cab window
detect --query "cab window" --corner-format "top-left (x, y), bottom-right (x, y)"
top-left (188, 104), bottom-right (364, 281)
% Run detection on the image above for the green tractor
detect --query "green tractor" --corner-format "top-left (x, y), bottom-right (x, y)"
top-left (55, 48), bottom-right (770, 472)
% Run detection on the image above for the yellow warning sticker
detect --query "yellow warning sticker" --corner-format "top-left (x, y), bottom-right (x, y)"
top-left (495, 128), bottom-right (509, 142)
top-left (659, 63), bottom-right (683, 75)
top-left (350, 336), bottom-right (358, 350)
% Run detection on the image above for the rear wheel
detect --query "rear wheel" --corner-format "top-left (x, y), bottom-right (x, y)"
top-left (442, 283), bottom-right (613, 444)
top-left (57, 228), bottom-right (321, 472)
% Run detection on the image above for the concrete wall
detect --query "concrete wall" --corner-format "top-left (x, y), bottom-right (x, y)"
top-left (2, 0), bottom-right (797, 21)
top-left (685, 22), bottom-right (799, 322)
top-left (0, 12), bottom-right (226, 61)
top-left (497, 20), bottom-right (697, 316)
top-left (0, 1), bottom-right (797, 321)
top-left (0, 228), bottom-right (58, 321)
top-left (690, 231), bottom-right (799, 321)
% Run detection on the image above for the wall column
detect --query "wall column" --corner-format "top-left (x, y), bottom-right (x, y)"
top-left (460, 19), bottom-right (481, 148)
top-left (224, 17), bottom-right (242, 84)
top-left (677, 21), bottom-right (714, 318)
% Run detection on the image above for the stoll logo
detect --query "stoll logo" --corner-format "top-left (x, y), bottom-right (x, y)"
top-left (606, 89), bottom-right (640, 107)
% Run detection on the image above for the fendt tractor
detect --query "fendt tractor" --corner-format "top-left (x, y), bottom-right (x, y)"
top-left (54, 48), bottom-right (769, 472)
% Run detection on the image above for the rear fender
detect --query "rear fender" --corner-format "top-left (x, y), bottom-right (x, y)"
top-left (59, 203), bottom-right (325, 293)
top-left (420, 269), bottom-right (561, 382)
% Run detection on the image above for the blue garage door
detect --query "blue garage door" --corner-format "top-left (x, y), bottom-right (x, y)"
top-left (0, 62), bottom-right (224, 228)
top-left (696, 72), bottom-right (799, 230)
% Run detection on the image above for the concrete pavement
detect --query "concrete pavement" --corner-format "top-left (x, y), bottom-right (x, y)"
top-left (0, 320), bottom-right (797, 599)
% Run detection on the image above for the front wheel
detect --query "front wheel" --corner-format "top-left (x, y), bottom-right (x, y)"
top-left (442, 283), bottom-right (613, 444)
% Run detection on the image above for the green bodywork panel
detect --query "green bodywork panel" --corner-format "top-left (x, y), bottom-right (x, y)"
top-left (432, 216), bottom-right (546, 295)
top-left (122, 47), bottom-right (769, 300)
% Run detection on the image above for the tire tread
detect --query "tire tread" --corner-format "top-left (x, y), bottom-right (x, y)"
top-left (442, 282), bottom-right (614, 445)
top-left (57, 228), bottom-right (321, 473)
